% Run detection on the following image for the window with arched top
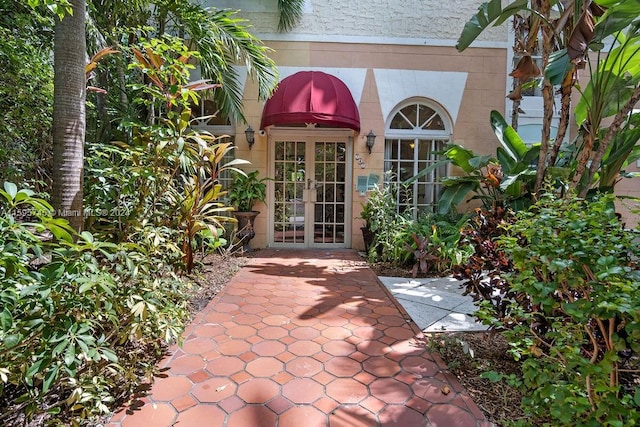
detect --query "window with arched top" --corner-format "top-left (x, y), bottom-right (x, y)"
top-left (384, 99), bottom-right (451, 215)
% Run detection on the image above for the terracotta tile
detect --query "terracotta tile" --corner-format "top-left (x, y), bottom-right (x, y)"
top-left (181, 337), bottom-right (216, 355)
top-left (289, 326), bottom-right (321, 340)
top-left (240, 302), bottom-right (267, 313)
top-left (383, 326), bottom-right (416, 341)
top-left (187, 369), bottom-right (209, 383)
top-left (204, 311), bottom-right (233, 323)
top-left (349, 351), bottom-right (369, 362)
top-left (288, 340), bottom-right (322, 356)
top-left (174, 405), bottom-right (226, 426)
top-left (285, 356), bottom-right (323, 377)
top-left (426, 404), bottom-right (477, 427)
top-left (149, 376), bottom-right (192, 401)
top-left (394, 370), bottom-right (418, 385)
top-left (353, 326), bottom-right (384, 340)
top-left (192, 377), bottom-right (237, 403)
top-left (312, 370), bottom-right (336, 385)
top-left (237, 378), bottom-right (280, 403)
top-left (266, 395), bottom-right (294, 414)
top-left (257, 326), bottom-right (289, 340)
top-left (291, 315), bottom-right (320, 326)
top-left (281, 378), bottom-right (323, 404)
top-left (353, 371), bottom-right (377, 386)
top-left (232, 313), bottom-right (262, 325)
top-left (369, 378), bottom-right (412, 404)
top-left (214, 302), bottom-right (240, 313)
top-left (272, 370), bottom-right (294, 385)
top-left (265, 303), bottom-right (294, 314)
top-left (412, 378), bottom-right (455, 404)
top-left (120, 402), bottom-right (176, 427)
top-left (312, 351), bottom-right (333, 363)
top-left (406, 396), bottom-right (431, 414)
top-left (313, 396), bottom-right (340, 414)
top-left (245, 335), bottom-right (262, 344)
top-left (357, 340), bottom-right (391, 356)
top-left (263, 314), bottom-right (290, 326)
top-left (169, 355), bottom-right (205, 375)
top-left (279, 406), bottom-right (328, 427)
top-left (324, 356), bottom-right (362, 377)
top-left (239, 351), bottom-right (258, 363)
top-left (243, 296), bottom-right (268, 306)
top-left (275, 351), bottom-right (296, 363)
top-left (206, 356), bottom-right (245, 376)
top-left (192, 324), bottom-right (225, 338)
top-left (379, 404), bottom-right (429, 426)
top-left (321, 326), bottom-right (351, 340)
top-left (245, 357), bottom-right (284, 377)
top-left (230, 370), bottom-right (252, 385)
top-left (328, 405), bottom-right (376, 427)
top-left (322, 340), bottom-right (356, 356)
top-left (171, 394), bottom-right (197, 412)
top-left (326, 378), bottom-right (368, 403)
top-left (320, 316), bottom-right (350, 327)
top-left (217, 339), bottom-right (252, 356)
top-left (275, 336), bottom-right (294, 346)
top-left (361, 395), bottom-right (386, 414)
top-left (227, 404), bottom-right (277, 426)
top-left (362, 356), bottom-right (401, 377)
top-left (252, 340), bottom-right (287, 357)
top-left (400, 356), bottom-right (440, 377)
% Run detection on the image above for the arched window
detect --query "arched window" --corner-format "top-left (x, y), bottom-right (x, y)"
top-left (384, 99), bottom-right (451, 215)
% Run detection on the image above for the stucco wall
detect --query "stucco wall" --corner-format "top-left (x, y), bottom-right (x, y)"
top-left (207, 0), bottom-right (508, 45)
top-left (239, 41), bottom-right (507, 249)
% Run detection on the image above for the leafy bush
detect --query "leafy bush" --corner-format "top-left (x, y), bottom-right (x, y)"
top-left (0, 183), bottom-right (192, 424)
top-left (363, 181), bottom-right (471, 275)
top-left (470, 193), bottom-right (640, 426)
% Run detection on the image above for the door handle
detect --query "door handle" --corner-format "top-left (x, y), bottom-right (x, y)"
top-left (307, 178), bottom-right (312, 190)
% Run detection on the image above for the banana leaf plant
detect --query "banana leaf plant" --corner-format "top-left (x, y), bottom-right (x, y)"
top-left (407, 110), bottom-right (540, 214)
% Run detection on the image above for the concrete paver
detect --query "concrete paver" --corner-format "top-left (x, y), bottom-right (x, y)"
top-left (379, 276), bottom-right (487, 332)
top-left (107, 249), bottom-right (490, 426)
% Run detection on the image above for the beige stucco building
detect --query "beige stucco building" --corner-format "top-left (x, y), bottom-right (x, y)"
top-left (194, 0), bottom-right (639, 249)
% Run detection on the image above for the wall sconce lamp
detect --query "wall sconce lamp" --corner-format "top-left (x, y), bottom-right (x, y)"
top-left (245, 125), bottom-right (255, 150)
top-left (366, 130), bottom-right (376, 154)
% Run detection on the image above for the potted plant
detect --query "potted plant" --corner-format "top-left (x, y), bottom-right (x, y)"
top-left (227, 170), bottom-right (268, 250)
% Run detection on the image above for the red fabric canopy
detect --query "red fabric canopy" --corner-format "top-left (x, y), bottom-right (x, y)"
top-left (260, 71), bottom-right (360, 132)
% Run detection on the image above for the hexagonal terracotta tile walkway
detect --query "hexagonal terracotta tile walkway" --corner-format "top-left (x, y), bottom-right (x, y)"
top-left (107, 249), bottom-right (490, 427)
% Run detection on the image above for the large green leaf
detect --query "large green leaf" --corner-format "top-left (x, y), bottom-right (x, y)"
top-left (438, 181), bottom-right (479, 214)
top-left (545, 48), bottom-right (572, 85)
top-left (490, 110), bottom-right (528, 161)
top-left (456, 0), bottom-right (529, 51)
top-left (444, 144), bottom-right (477, 173)
top-left (593, 0), bottom-right (640, 42)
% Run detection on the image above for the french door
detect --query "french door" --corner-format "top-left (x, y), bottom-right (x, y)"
top-left (269, 133), bottom-right (352, 248)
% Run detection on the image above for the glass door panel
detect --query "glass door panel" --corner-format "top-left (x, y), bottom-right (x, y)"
top-left (273, 140), bottom-right (306, 244)
top-left (312, 141), bottom-right (346, 245)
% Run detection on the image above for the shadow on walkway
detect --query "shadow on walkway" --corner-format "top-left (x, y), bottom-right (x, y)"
top-left (107, 249), bottom-right (490, 427)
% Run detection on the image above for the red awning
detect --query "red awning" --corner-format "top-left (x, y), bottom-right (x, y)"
top-left (260, 71), bottom-right (360, 132)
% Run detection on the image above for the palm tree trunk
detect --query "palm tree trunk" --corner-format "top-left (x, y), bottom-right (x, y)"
top-left (52, 0), bottom-right (86, 232)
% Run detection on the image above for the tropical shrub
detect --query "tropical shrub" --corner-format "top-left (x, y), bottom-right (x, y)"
top-left (363, 181), bottom-right (471, 275)
top-left (0, 5), bottom-right (54, 191)
top-left (84, 37), bottom-right (245, 269)
top-left (472, 193), bottom-right (640, 425)
top-left (0, 183), bottom-right (192, 424)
